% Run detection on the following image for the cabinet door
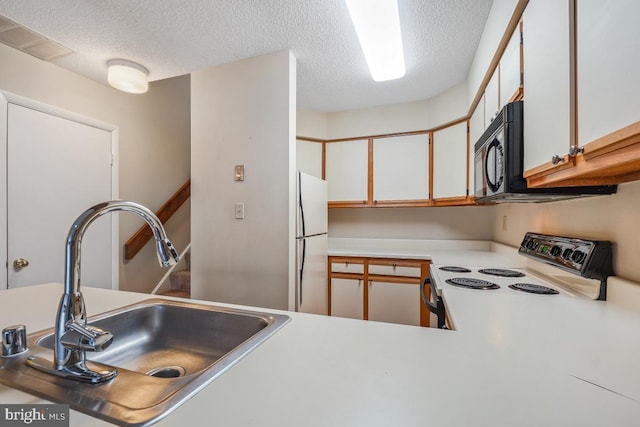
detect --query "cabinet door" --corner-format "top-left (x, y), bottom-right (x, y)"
top-left (368, 280), bottom-right (420, 326)
top-left (577, 0), bottom-right (640, 145)
top-left (330, 278), bottom-right (364, 320)
top-left (484, 69), bottom-right (500, 129)
top-left (522, 0), bottom-right (571, 171)
top-left (432, 122), bottom-right (468, 199)
top-left (500, 25), bottom-right (522, 107)
top-left (325, 140), bottom-right (368, 203)
top-left (372, 134), bottom-right (429, 202)
top-left (296, 139), bottom-right (323, 179)
top-left (469, 96), bottom-right (485, 194)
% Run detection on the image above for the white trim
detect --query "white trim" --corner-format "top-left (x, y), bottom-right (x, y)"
top-left (0, 90), bottom-right (120, 290)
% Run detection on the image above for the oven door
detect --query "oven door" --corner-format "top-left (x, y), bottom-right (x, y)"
top-left (421, 277), bottom-right (446, 329)
top-left (475, 124), bottom-right (506, 199)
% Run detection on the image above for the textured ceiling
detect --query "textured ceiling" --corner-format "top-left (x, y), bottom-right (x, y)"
top-left (0, 0), bottom-right (493, 112)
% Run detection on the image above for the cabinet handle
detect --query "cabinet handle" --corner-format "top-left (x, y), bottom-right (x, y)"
top-left (552, 145), bottom-right (584, 165)
top-left (568, 145), bottom-right (585, 158)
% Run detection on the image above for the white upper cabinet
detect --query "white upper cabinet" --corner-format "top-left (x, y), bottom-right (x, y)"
top-left (372, 134), bottom-right (429, 202)
top-left (577, 0), bottom-right (640, 145)
top-left (522, 0), bottom-right (571, 171)
top-left (296, 139), bottom-right (323, 178)
top-left (469, 95), bottom-right (485, 193)
top-left (325, 139), bottom-right (368, 203)
top-left (432, 122), bottom-right (468, 199)
top-left (484, 69), bottom-right (500, 129)
top-left (500, 25), bottom-right (522, 107)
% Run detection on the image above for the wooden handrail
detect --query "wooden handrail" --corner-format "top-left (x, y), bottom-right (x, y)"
top-left (124, 179), bottom-right (191, 261)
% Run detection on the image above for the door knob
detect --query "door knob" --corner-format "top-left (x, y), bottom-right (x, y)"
top-left (13, 258), bottom-right (29, 270)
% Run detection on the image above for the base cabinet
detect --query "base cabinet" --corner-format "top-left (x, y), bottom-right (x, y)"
top-left (368, 280), bottom-right (420, 326)
top-left (330, 278), bottom-right (364, 320)
top-left (328, 256), bottom-right (430, 327)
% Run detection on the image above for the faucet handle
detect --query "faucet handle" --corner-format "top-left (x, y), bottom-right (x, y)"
top-left (2, 324), bottom-right (27, 357)
top-left (61, 322), bottom-right (114, 352)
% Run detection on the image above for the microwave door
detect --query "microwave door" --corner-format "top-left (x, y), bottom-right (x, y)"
top-left (485, 137), bottom-right (505, 194)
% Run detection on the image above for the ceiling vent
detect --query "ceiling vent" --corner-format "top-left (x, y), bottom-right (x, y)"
top-left (0, 15), bottom-right (73, 61)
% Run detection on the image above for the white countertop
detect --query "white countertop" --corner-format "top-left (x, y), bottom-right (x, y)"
top-left (327, 238), bottom-right (526, 267)
top-left (2, 240), bottom-right (640, 426)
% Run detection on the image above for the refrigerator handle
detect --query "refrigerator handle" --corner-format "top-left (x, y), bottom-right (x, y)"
top-left (299, 238), bottom-right (306, 306)
top-left (298, 172), bottom-right (306, 238)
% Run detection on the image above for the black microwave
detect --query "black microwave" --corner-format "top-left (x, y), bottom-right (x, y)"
top-left (473, 101), bottom-right (616, 203)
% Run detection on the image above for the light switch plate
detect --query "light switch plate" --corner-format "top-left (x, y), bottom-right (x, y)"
top-left (234, 165), bottom-right (245, 181)
top-left (234, 203), bottom-right (245, 219)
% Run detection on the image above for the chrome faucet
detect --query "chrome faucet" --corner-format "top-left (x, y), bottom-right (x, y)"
top-left (26, 201), bottom-right (179, 383)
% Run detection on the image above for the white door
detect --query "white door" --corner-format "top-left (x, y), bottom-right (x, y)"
top-left (432, 122), bottom-right (468, 199)
top-left (297, 171), bottom-right (328, 237)
top-left (372, 134), bottom-right (429, 202)
top-left (330, 278), bottom-right (364, 320)
top-left (325, 140), bottom-right (368, 203)
top-left (368, 280), bottom-right (420, 326)
top-left (6, 101), bottom-right (115, 289)
top-left (297, 235), bottom-right (328, 315)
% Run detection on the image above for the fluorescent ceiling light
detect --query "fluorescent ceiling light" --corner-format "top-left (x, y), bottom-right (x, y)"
top-left (107, 59), bottom-right (149, 94)
top-left (345, 0), bottom-right (406, 82)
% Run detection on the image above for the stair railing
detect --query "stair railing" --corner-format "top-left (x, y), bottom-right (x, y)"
top-left (124, 179), bottom-right (190, 261)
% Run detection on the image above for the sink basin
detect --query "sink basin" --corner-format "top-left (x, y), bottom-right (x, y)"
top-left (0, 298), bottom-right (290, 426)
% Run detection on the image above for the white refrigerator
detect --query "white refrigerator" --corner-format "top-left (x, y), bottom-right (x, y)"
top-left (295, 171), bottom-right (328, 314)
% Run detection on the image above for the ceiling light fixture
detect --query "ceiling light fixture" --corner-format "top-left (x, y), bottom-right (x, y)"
top-left (107, 59), bottom-right (149, 94)
top-left (345, 0), bottom-right (406, 82)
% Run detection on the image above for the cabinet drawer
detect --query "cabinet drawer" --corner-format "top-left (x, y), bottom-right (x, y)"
top-left (368, 264), bottom-right (421, 278)
top-left (331, 261), bottom-right (365, 274)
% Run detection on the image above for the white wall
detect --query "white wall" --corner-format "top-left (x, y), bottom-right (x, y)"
top-left (329, 206), bottom-right (494, 240)
top-left (492, 180), bottom-right (640, 283)
top-left (0, 43), bottom-right (191, 293)
top-left (297, 109), bottom-right (328, 139)
top-left (324, 82), bottom-right (468, 139)
top-left (191, 50), bottom-right (296, 310)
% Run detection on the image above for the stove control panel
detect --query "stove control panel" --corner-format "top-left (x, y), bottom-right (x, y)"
top-left (518, 232), bottom-right (613, 280)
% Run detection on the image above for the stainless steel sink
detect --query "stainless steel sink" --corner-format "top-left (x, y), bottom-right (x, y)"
top-left (0, 298), bottom-right (290, 426)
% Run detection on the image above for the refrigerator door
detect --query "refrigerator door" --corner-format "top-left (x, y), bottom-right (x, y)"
top-left (297, 171), bottom-right (328, 238)
top-left (296, 234), bottom-right (328, 314)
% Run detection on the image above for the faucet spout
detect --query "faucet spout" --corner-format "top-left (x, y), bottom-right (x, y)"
top-left (45, 200), bottom-right (179, 382)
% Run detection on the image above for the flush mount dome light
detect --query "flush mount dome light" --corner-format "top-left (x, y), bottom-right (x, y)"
top-left (107, 59), bottom-right (149, 94)
top-left (345, 0), bottom-right (406, 82)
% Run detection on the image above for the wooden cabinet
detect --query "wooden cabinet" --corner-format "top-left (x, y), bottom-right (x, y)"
top-left (500, 25), bottom-right (523, 108)
top-left (576, 0), bottom-right (640, 145)
top-left (368, 280), bottom-right (421, 326)
top-left (330, 278), bottom-right (364, 320)
top-left (523, 0), bottom-right (640, 187)
top-left (325, 140), bottom-right (368, 204)
top-left (432, 122), bottom-right (469, 200)
top-left (522, 0), bottom-right (572, 172)
top-left (468, 95), bottom-right (485, 192)
top-left (484, 69), bottom-right (500, 129)
top-left (328, 256), bottom-right (430, 327)
top-left (296, 139), bottom-right (323, 179)
top-left (372, 134), bottom-right (429, 204)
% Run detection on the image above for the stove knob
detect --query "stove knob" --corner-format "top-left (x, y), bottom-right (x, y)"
top-left (562, 248), bottom-right (573, 260)
top-left (571, 250), bottom-right (586, 264)
top-left (550, 245), bottom-right (562, 257)
top-left (526, 240), bottom-right (537, 250)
